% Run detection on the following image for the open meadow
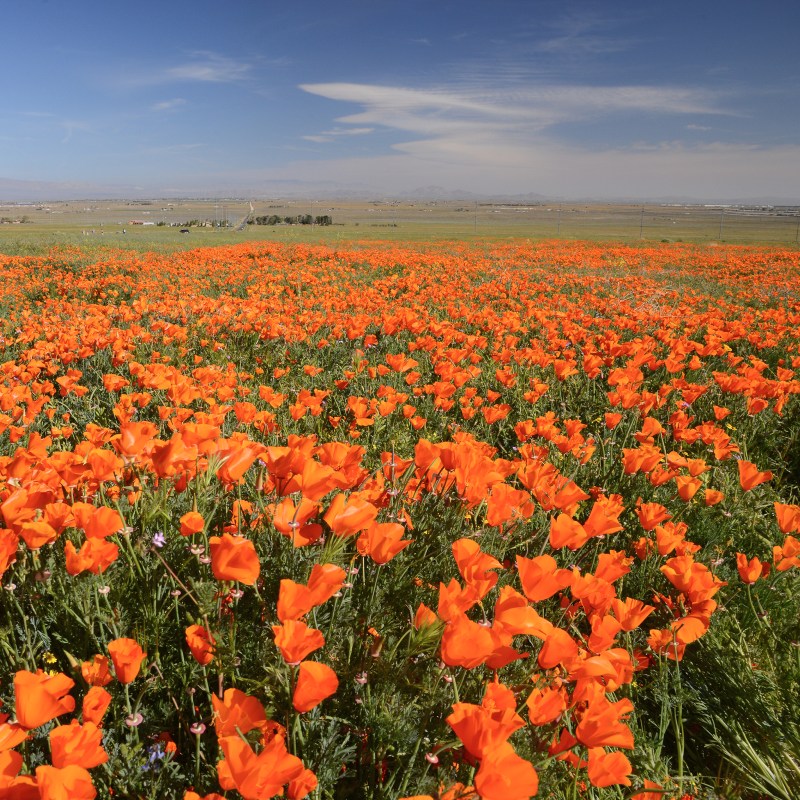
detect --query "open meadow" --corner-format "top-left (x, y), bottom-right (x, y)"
top-left (0, 229), bottom-right (799, 800)
top-left (1, 199), bottom-right (799, 253)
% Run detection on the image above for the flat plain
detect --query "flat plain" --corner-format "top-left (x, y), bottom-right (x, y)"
top-left (1, 198), bottom-right (799, 253)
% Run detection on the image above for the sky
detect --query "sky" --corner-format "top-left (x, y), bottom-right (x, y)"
top-left (2, 0), bottom-right (800, 201)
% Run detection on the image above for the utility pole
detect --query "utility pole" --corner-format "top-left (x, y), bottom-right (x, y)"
top-left (719, 208), bottom-right (724, 240)
top-left (639, 205), bottom-right (644, 239)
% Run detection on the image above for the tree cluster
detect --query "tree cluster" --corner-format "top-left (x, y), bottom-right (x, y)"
top-left (249, 215), bottom-right (332, 226)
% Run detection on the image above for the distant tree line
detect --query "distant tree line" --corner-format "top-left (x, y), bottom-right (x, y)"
top-left (248, 215), bottom-right (332, 226)
top-left (171, 220), bottom-right (229, 228)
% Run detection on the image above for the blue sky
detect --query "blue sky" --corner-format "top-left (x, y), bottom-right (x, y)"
top-left (2, 0), bottom-right (800, 200)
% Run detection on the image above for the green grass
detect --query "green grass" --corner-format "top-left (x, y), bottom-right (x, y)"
top-left (2, 199), bottom-right (799, 255)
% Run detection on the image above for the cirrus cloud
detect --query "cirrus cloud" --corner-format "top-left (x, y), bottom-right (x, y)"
top-left (278, 81), bottom-right (800, 199)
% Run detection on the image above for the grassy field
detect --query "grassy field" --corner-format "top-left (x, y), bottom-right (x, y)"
top-left (0, 227), bottom-right (799, 799)
top-left (1, 198), bottom-right (799, 254)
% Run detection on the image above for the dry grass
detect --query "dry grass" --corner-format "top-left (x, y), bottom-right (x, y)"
top-left (1, 199), bottom-right (798, 254)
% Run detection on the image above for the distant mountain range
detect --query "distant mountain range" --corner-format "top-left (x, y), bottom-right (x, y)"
top-left (1, 176), bottom-right (798, 206)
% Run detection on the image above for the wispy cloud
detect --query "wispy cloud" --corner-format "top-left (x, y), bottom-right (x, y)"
top-left (300, 81), bottom-right (729, 147)
top-left (281, 81), bottom-right (800, 199)
top-left (60, 119), bottom-right (93, 144)
top-left (165, 52), bottom-right (251, 83)
top-left (119, 52), bottom-right (252, 87)
top-left (533, 10), bottom-right (638, 56)
top-left (303, 126), bottom-right (374, 143)
top-left (151, 98), bottom-right (187, 112)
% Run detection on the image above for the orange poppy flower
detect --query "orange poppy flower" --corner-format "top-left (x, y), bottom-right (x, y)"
top-left (736, 553), bottom-right (768, 584)
top-left (107, 637), bottom-right (146, 684)
top-left (14, 670), bottom-right (76, 730)
top-left (277, 579), bottom-right (315, 623)
top-left (571, 649), bottom-right (634, 695)
top-left (272, 620), bottom-right (325, 665)
top-left (215, 439), bottom-right (265, 486)
top-left (79, 505), bottom-right (125, 540)
top-left (35, 764), bottom-right (96, 800)
top-left (292, 661), bottom-right (339, 712)
top-left (549, 513), bottom-right (589, 551)
top-left (289, 460), bottom-right (344, 502)
top-left (323, 493), bottom-right (379, 537)
top-left (775, 502), bottom-right (800, 534)
top-left (18, 520), bottom-right (58, 550)
top-left (660, 555), bottom-right (726, 603)
top-left (440, 612), bottom-right (517, 670)
top-left (269, 495), bottom-right (324, 548)
top-left (484, 484), bottom-right (535, 528)
top-left (413, 603), bottom-right (439, 630)
top-left (473, 742), bottom-right (539, 800)
top-left (436, 578), bottom-right (481, 622)
top-left (217, 734), bottom-right (304, 800)
top-left (179, 511), bottom-right (205, 537)
top-left (287, 768), bottom-right (318, 800)
top-left (526, 684), bottom-right (567, 726)
top-left (356, 521), bottom-right (413, 565)
top-left (675, 474), bottom-right (702, 502)
top-left (538, 628), bottom-right (579, 670)
top-left (493, 585), bottom-right (554, 641)
top-left (737, 460), bottom-right (772, 491)
top-left (586, 747), bottom-right (632, 788)
top-left (277, 564), bottom-right (346, 621)
top-left (604, 412), bottom-right (623, 429)
top-left (588, 614), bottom-right (623, 653)
top-left (548, 725), bottom-right (584, 766)
top-left (671, 613), bottom-right (710, 645)
top-left (212, 689), bottom-right (268, 738)
top-left (773, 535), bottom-right (800, 571)
top-left (636, 502), bottom-right (671, 532)
top-left (582, 499), bottom-right (624, 539)
top-left (610, 597), bottom-right (655, 632)
top-left (81, 686), bottom-right (112, 726)
top-left (50, 720), bottom-right (107, 769)
top-left (185, 624), bottom-right (216, 666)
top-left (271, 496), bottom-right (318, 531)
top-left (0, 717), bottom-right (28, 751)
top-left (209, 533), bottom-right (260, 584)
top-left (452, 538), bottom-right (502, 600)
top-left (593, 549), bottom-right (632, 583)
top-left (0, 530), bottom-right (19, 580)
top-left (64, 538), bottom-right (119, 576)
top-left (0, 766), bottom-right (36, 800)
top-left (575, 696), bottom-right (634, 749)
top-left (516, 554), bottom-right (572, 602)
top-left (115, 420), bottom-right (158, 458)
top-left (81, 655), bottom-right (113, 687)
top-left (446, 702), bottom-right (506, 757)
top-left (307, 563), bottom-right (346, 605)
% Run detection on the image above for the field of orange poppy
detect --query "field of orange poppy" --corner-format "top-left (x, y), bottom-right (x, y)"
top-left (0, 238), bottom-right (799, 799)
